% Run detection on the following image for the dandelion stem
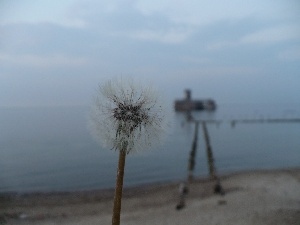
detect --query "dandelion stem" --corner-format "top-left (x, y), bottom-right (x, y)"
top-left (112, 149), bottom-right (127, 225)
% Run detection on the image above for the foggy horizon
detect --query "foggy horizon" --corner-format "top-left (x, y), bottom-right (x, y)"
top-left (1, 1), bottom-right (300, 107)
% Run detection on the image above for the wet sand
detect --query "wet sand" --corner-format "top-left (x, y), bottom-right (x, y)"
top-left (1, 168), bottom-right (300, 225)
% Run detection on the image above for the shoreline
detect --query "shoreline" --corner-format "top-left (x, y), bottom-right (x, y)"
top-left (1, 167), bottom-right (298, 196)
top-left (1, 167), bottom-right (300, 225)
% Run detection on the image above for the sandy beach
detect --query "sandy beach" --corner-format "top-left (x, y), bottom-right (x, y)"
top-left (1, 168), bottom-right (300, 225)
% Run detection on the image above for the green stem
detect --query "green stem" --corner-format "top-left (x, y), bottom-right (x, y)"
top-left (112, 149), bottom-right (127, 225)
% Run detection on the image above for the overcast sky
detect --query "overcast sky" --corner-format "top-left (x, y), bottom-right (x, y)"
top-left (1, 0), bottom-right (299, 107)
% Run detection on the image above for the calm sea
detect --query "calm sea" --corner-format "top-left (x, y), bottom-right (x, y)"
top-left (0, 103), bottom-right (300, 193)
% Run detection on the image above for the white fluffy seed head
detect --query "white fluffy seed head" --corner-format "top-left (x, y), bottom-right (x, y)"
top-left (89, 77), bottom-right (168, 154)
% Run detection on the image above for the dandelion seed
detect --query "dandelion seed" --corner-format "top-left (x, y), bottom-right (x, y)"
top-left (88, 77), bottom-right (167, 225)
top-left (89, 77), bottom-right (167, 154)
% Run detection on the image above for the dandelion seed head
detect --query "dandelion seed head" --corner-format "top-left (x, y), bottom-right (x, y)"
top-left (89, 77), bottom-right (168, 153)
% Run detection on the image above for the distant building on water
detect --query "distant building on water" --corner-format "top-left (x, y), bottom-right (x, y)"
top-left (174, 89), bottom-right (216, 111)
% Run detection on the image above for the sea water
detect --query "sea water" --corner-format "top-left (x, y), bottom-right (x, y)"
top-left (0, 104), bottom-right (299, 193)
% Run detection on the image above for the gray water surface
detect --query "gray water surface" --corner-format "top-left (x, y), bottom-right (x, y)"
top-left (1, 104), bottom-right (299, 193)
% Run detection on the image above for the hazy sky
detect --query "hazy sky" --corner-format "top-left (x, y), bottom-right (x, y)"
top-left (1, 0), bottom-right (299, 107)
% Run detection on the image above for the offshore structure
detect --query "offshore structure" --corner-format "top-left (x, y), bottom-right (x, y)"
top-left (174, 89), bottom-right (216, 112)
